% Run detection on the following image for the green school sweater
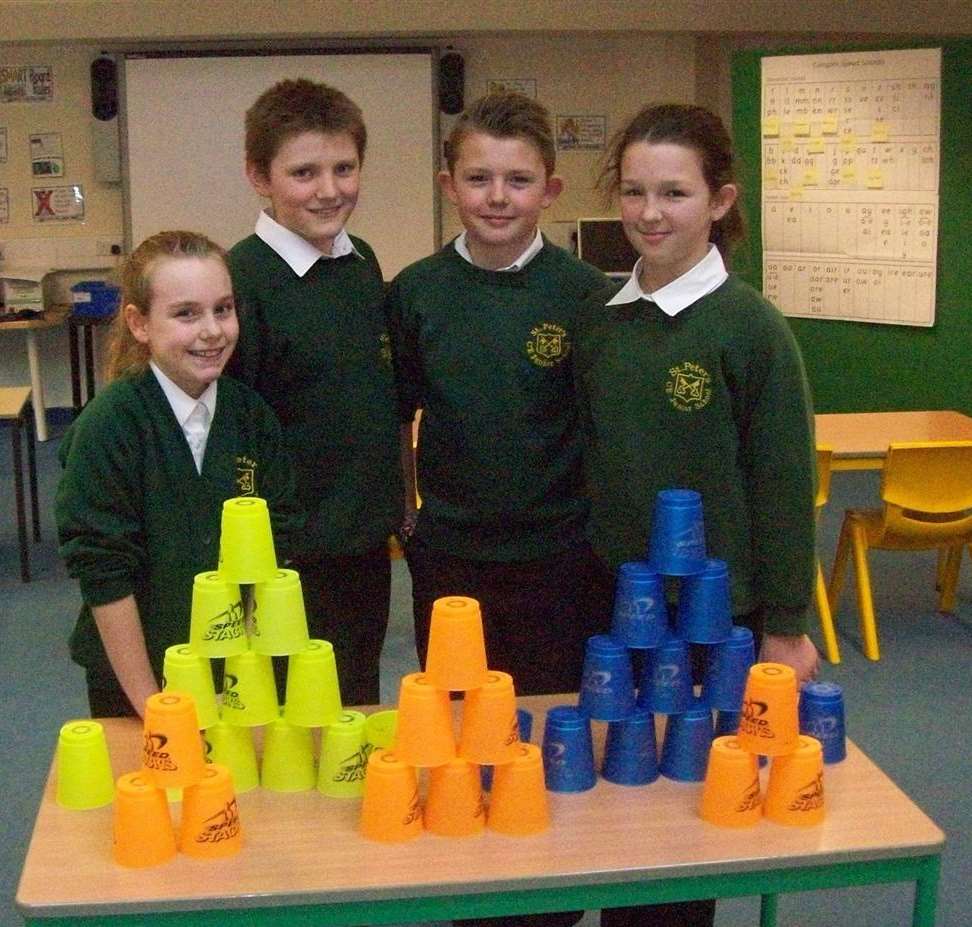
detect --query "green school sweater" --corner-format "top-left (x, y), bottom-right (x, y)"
top-left (573, 274), bottom-right (816, 635)
top-left (56, 369), bottom-right (302, 679)
top-left (228, 234), bottom-right (403, 556)
top-left (386, 240), bottom-right (608, 561)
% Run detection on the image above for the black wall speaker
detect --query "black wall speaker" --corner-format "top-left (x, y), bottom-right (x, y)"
top-left (91, 56), bottom-right (118, 122)
top-left (439, 52), bottom-right (464, 115)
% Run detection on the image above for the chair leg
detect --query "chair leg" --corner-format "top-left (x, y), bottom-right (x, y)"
top-left (828, 516), bottom-right (852, 613)
top-left (938, 545), bottom-right (963, 614)
top-left (849, 520), bottom-right (880, 661)
top-left (934, 547), bottom-right (947, 592)
top-left (815, 559), bottom-right (841, 664)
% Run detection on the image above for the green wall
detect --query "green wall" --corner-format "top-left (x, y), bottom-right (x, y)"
top-left (731, 40), bottom-right (972, 415)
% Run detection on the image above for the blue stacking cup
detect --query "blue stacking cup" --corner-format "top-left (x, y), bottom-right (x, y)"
top-left (675, 559), bottom-right (733, 643)
top-left (636, 633), bottom-right (693, 715)
top-left (602, 710), bottom-right (659, 786)
top-left (482, 708), bottom-right (533, 791)
top-left (799, 681), bottom-right (847, 764)
top-left (702, 625), bottom-right (756, 711)
top-left (647, 489), bottom-right (707, 576)
top-left (542, 705), bottom-right (597, 793)
top-left (659, 705), bottom-right (714, 782)
top-left (579, 635), bottom-right (636, 721)
top-left (610, 562), bottom-right (668, 649)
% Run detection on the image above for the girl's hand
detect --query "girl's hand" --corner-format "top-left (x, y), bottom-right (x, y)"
top-left (759, 633), bottom-right (820, 685)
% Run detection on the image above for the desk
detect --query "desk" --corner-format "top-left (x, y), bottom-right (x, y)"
top-left (0, 386), bottom-right (40, 581)
top-left (17, 697), bottom-right (944, 926)
top-left (0, 306), bottom-right (69, 441)
top-left (816, 410), bottom-right (972, 470)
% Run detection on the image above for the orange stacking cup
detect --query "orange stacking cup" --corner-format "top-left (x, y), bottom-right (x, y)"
top-left (458, 671), bottom-right (520, 765)
top-left (764, 735), bottom-right (826, 827)
top-left (359, 749), bottom-right (423, 843)
top-left (424, 596), bottom-right (488, 691)
top-left (112, 772), bottom-right (177, 868)
top-left (179, 763), bottom-right (243, 858)
top-left (699, 736), bottom-right (762, 828)
top-left (141, 692), bottom-right (206, 789)
top-left (393, 672), bottom-right (456, 767)
top-left (425, 758), bottom-right (486, 837)
top-left (736, 662), bottom-right (800, 757)
top-left (488, 743), bottom-right (550, 836)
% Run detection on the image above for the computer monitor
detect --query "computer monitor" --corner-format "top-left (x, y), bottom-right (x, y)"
top-left (576, 218), bottom-right (638, 278)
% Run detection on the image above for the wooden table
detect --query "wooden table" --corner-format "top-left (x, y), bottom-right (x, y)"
top-left (17, 697), bottom-right (944, 927)
top-left (815, 410), bottom-right (972, 470)
top-left (0, 386), bottom-right (40, 581)
top-left (0, 306), bottom-right (70, 441)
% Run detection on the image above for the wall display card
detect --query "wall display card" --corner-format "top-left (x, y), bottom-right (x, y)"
top-left (556, 115), bottom-right (606, 151)
top-left (761, 48), bottom-right (941, 327)
top-left (31, 184), bottom-right (84, 222)
top-left (0, 187), bottom-right (9, 224)
top-left (29, 132), bottom-right (64, 177)
top-left (486, 78), bottom-right (537, 98)
top-left (0, 65), bottom-right (54, 103)
top-left (0, 127), bottom-right (7, 162)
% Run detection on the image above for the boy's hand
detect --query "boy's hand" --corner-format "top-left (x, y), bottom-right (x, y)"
top-left (759, 633), bottom-right (819, 685)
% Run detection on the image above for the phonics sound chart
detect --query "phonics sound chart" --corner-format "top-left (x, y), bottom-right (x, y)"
top-left (760, 48), bottom-right (941, 327)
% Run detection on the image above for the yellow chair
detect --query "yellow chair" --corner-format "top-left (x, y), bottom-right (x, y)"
top-left (814, 446), bottom-right (841, 664)
top-left (828, 441), bottom-right (972, 661)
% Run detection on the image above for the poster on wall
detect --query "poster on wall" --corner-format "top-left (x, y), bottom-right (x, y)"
top-left (0, 127), bottom-right (7, 162)
top-left (0, 66), bottom-right (54, 103)
top-left (29, 132), bottom-right (64, 177)
top-left (760, 47), bottom-right (941, 327)
top-left (32, 184), bottom-right (84, 222)
top-left (486, 78), bottom-right (537, 98)
top-left (556, 115), bottom-right (606, 151)
top-left (0, 187), bottom-right (9, 224)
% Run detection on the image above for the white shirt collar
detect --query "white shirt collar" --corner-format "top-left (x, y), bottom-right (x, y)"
top-left (606, 245), bottom-right (728, 317)
top-left (150, 362), bottom-right (218, 428)
top-left (254, 210), bottom-right (362, 277)
top-left (453, 228), bottom-right (544, 272)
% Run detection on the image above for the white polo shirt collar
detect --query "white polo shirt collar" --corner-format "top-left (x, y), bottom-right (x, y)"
top-left (454, 228), bottom-right (544, 272)
top-left (606, 245), bottom-right (728, 317)
top-left (255, 210), bottom-right (363, 278)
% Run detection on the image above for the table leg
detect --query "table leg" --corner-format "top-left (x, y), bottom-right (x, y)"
top-left (912, 854), bottom-right (941, 927)
top-left (25, 399), bottom-right (41, 541)
top-left (83, 325), bottom-right (96, 403)
top-left (25, 330), bottom-right (48, 441)
top-left (10, 415), bottom-right (30, 582)
top-left (68, 319), bottom-right (82, 414)
top-left (759, 893), bottom-right (779, 927)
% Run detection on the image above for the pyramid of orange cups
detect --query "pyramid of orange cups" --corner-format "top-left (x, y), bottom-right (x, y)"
top-left (359, 595), bottom-right (548, 842)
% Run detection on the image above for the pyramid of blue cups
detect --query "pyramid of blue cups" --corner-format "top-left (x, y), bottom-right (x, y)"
top-left (543, 489), bottom-right (755, 792)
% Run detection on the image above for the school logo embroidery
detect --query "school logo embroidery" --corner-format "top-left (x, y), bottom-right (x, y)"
top-left (379, 331), bottom-right (393, 365)
top-left (666, 361), bottom-right (712, 412)
top-left (526, 322), bottom-right (569, 368)
top-left (235, 454), bottom-right (256, 495)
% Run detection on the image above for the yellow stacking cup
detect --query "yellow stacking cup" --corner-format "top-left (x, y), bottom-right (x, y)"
top-left (699, 736), bottom-right (762, 828)
top-left (424, 596), bottom-right (488, 691)
top-left (488, 743), bottom-right (550, 836)
top-left (221, 651), bottom-right (279, 727)
top-left (736, 662), bottom-right (800, 757)
top-left (112, 772), bottom-right (177, 868)
top-left (282, 639), bottom-right (343, 727)
top-left (458, 671), bottom-right (520, 765)
top-left (251, 569), bottom-right (311, 656)
top-left (189, 571), bottom-right (247, 658)
top-left (764, 735), bottom-right (826, 827)
top-left (179, 763), bottom-right (243, 859)
top-left (318, 710), bottom-right (370, 798)
top-left (261, 719), bottom-right (317, 792)
top-left (218, 496), bottom-right (278, 584)
top-left (394, 672), bottom-right (456, 768)
top-left (162, 645), bottom-right (219, 729)
top-left (141, 692), bottom-right (206, 790)
top-left (55, 720), bottom-right (115, 810)
top-left (425, 758), bottom-right (486, 837)
top-left (365, 710), bottom-right (399, 751)
top-left (359, 749), bottom-right (423, 843)
top-left (203, 722), bottom-right (259, 793)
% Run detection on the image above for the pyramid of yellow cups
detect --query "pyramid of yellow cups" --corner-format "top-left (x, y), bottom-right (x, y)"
top-left (360, 595), bottom-right (549, 842)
